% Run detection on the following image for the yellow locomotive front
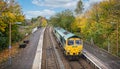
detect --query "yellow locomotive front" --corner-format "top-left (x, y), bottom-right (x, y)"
top-left (64, 37), bottom-right (83, 58)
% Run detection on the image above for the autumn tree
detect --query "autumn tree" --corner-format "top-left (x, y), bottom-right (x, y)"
top-left (0, 0), bottom-right (25, 50)
top-left (76, 0), bottom-right (120, 56)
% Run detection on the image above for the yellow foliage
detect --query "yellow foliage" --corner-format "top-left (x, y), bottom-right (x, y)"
top-left (19, 16), bottom-right (24, 22)
top-left (71, 18), bottom-right (78, 31)
top-left (72, 16), bottom-right (87, 33)
top-left (8, 12), bottom-right (16, 19)
top-left (2, 12), bottom-right (16, 23)
top-left (41, 18), bottom-right (47, 27)
top-left (78, 17), bottom-right (87, 29)
top-left (0, 22), bottom-right (7, 32)
top-left (16, 15), bottom-right (25, 22)
top-left (0, 27), bottom-right (5, 32)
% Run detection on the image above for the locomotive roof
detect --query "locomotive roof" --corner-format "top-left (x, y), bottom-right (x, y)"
top-left (54, 27), bottom-right (79, 40)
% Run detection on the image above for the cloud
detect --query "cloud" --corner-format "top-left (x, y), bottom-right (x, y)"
top-left (25, 9), bottom-right (55, 19)
top-left (32, 0), bottom-right (103, 11)
top-left (32, 0), bottom-right (79, 9)
top-left (83, 0), bottom-right (103, 11)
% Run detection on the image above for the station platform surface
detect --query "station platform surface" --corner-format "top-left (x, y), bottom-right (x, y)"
top-left (83, 42), bottom-right (120, 69)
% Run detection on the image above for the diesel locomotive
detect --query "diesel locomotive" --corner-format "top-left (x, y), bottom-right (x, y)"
top-left (53, 27), bottom-right (83, 59)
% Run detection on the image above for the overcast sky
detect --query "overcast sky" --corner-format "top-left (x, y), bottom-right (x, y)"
top-left (17, 0), bottom-right (103, 19)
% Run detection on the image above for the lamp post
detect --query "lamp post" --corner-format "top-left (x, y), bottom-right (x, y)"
top-left (9, 19), bottom-right (12, 65)
top-left (8, 0), bottom-right (13, 65)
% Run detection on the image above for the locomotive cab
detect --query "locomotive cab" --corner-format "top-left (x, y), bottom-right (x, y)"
top-left (65, 37), bottom-right (83, 57)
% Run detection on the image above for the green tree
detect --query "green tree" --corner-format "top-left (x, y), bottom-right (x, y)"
top-left (49, 9), bottom-right (75, 31)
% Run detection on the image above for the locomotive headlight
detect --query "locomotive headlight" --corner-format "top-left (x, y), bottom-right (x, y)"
top-left (67, 50), bottom-right (70, 55)
top-left (78, 52), bottom-right (81, 54)
top-left (67, 52), bottom-right (70, 55)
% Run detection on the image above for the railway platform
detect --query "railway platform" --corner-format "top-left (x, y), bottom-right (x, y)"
top-left (83, 42), bottom-right (120, 69)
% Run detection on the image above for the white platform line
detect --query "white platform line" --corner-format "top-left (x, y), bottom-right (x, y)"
top-left (32, 28), bottom-right (45, 69)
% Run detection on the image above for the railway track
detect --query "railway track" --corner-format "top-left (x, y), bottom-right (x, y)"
top-left (67, 57), bottom-right (94, 69)
top-left (68, 59), bottom-right (87, 69)
top-left (69, 61), bottom-right (85, 69)
top-left (78, 60), bottom-right (86, 69)
top-left (42, 26), bottom-right (59, 69)
top-left (45, 47), bottom-right (59, 69)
